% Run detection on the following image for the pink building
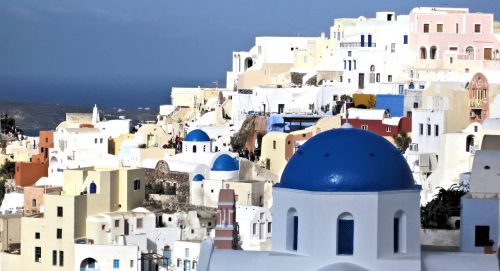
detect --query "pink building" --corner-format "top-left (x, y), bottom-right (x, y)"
top-left (410, 7), bottom-right (500, 61)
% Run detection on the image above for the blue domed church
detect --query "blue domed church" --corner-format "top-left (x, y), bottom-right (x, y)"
top-left (197, 127), bottom-right (498, 271)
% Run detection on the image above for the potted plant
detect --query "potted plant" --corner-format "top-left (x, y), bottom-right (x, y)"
top-left (484, 240), bottom-right (495, 254)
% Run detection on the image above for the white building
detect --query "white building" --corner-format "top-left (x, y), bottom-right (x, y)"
top-left (236, 205), bottom-right (272, 251)
top-left (197, 127), bottom-right (498, 271)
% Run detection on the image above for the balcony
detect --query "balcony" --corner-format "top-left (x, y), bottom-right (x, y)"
top-left (340, 42), bottom-right (376, 48)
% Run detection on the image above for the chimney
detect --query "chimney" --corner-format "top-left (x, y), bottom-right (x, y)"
top-left (214, 189), bottom-right (239, 249)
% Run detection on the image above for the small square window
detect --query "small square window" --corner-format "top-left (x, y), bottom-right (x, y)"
top-left (115, 220), bottom-right (120, 227)
top-left (35, 232), bottom-right (40, 239)
top-left (474, 24), bottom-right (481, 33)
top-left (137, 218), bottom-right (143, 229)
top-left (361, 125), bottom-right (368, 130)
top-left (56, 228), bottom-right (62, 239)
top-left (386, 126), bottom-right (392, 133)
top-left (423, 23), bottom-right (430, 33)
top-left (436, 23), bottom-right (443, 32)
top-left (57, 206), bottom-right (63, 217)
top-left (348, 51), bottom-right (352, 57)
top-left (388, 75), bottom-right (393, 82)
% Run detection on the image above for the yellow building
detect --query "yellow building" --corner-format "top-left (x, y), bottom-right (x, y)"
top-left (3, 167), bottom-right (145, 271)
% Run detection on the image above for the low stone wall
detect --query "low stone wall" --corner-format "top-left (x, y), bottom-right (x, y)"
top-left (421, 229), bottom-right (460, 247)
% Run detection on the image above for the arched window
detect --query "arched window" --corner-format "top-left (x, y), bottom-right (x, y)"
top-left (89, 182), bottom-right (97, 194)
top-left (466, 135), bottom-right (475, 152)
top-left (370, 65), bottom-right (375, 72)
top-left (286, 208), bottom-right (298, 251)
top-left (32, 199), bottom-right (36, 207)
top-left (394, 210), bottom-right (406, 253)
top-left (430, 46), bottom-right (437, 60)
top-left (466, 46), bottom-right (475, 60)
top-left (420, 47), bottom-right (427, 59)
top-left (244, 57), bottom-right (253, 70)
top-left (192, 145), bottom-right (197, 153)
top-left (353, 60), bottom-right (357, 70)
top-left (337, 212), bottom-right (354, 255)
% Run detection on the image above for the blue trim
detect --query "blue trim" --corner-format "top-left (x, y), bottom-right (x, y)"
top-left (278, 128), bottom-right (418, 192)
top-left (184, 129), bottom-right (210, 142)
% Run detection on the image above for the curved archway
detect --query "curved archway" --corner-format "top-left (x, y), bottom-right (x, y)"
top-left (420, 46), bottom-right (427, 59)
top-left (286, 208), bottom-right (298, 251)
top-left (394, 210), bottom-right (406, 253)
top-left (337, 212), bottom-right (354, 255)
top-left (244, 57), bottom-right (253, 70)
top-left (430, 46), bottom-right (437, 59)
top-left (466, 46), bottom-right (475, 60)
top-left (80, 258), bottom-right (99, 270)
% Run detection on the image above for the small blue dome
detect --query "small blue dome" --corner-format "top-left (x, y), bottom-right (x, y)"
top-left (193, 174), bottom-right (205, 181)
top-left (212, 154), bottom-right (239, 171)
top-left (185, 129), bottom-right (210, 142)
top-left (278, 128), bottom-right (418, 192)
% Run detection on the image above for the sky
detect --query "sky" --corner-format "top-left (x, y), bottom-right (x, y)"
top-left (0, 0), bottom-right (499, 107)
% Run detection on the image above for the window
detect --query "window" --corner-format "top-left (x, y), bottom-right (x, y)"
top-left (394, 211), bottom-right (406, 253)
top-left (90, 182), bottom-right (97, 194)
top-left (99, 138), bottom-right (103, 144)
top-left (52, 250), bottom-right (57, 266)
top-left (177, 258), bottom-right (182, 267)
top-left (394, 218), bottom-right (400, 253)
top-left (475, 225), bottom-right (490, 246)
top-left (436, 23), bottom-right (443, 32)
top-left (35, 232), bottom-right (40, 239)
top-left (419, 124), bottom-right (424, 135)
top-left (361, 125), bottom-right (368, 130)
top-left (286, 208), bottom-right (298, 251)
top-left (137, 218), bottom-right (143, 229)
top-left (203, 145), bottom-right (206, 152)
top-left (113, 259), bottom-right (120, 269)
top-left (434, 125), bottom-right (439, 136)
top-left (343, 60), bottom-right (346, 70)
top-left (57, 206), bottom-right (63, 217)
top-left (337, 213), bottom-right (354, 255)
top-left (273, 140), bottom-right (276, 150)
top-left (252, 223), bottom-right (257, 235)
top-left (376, 73), bottom-right (380, 83)
top-left (456, 23), bottom-right (459, 33)
top-left (391, 43), bottom-right (395, 53)
top-left (130, 260), bottom-right (134, 268)
top-left (386, 126), bottom-right (392, 133)
top-left (185, 248), bottom-right (190, 258)
top-left (360, 34), bottom-right (365, 47)
top-left (268, 222), bottom-right (272, 233)
top-left (403, 35), bottom-right (408, 44)
top-left (449, 47), bottom-right (458, 51)
top-left (115, 220), bottom-right (120, 227)
top-left (427, 124), bottom-right (431, 136)
top-left (94, 138), bottom-right (98, 144)
top-left (193, 260), bottom-right (198, 269)
top-left (353, 60), bottom-right (356, 70)
top-left (32, 199), bottom-right (36, 207)
top-left (59, 251), bottom-right (64, 266)
top-left (192, 145), bottom-right (197, 153)
top-left (35, 247), bottom-right (41, 262)
top-left (348, 51), bottom-right (352, 57)
top-left (388, 75), bottom-right (392, 82)
top-left (474, 24), bottom-right (481, 33)
top-left (423, 23), bottom-right (430, 33)
top-left (370, 65), bottom-right (375, 72)
top-left (57, 228), bottom-right (62, 239)
top-left (133, 179), bottom-right (141, 190)
top-left (474, 125), bottom-right (478, 133)
top-left (339, 75), bottom-right (343, 82)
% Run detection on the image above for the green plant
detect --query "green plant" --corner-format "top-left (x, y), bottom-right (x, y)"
top-left (421, 184), bottom-right (468, 229)
top-left (393, 132), bottom-right (411, 153)
top-left (0, 161), bottom-right (15, 179)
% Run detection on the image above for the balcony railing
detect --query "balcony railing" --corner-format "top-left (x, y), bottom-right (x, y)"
top-left (340, 42), bottom-right (376, 48)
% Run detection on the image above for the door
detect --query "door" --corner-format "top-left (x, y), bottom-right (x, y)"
top-left (484, 48), bottom-right (493, 60)
top-left (368, 34), bottom-right (372, 47)
top-left (125, 219), bottom-right (129, 235)
top-left (278, 104), bottom-right (285, 114)
top-left (358, 73), bottom-right (365, 89)
top-left (360, 35), bottom-right (365, 47)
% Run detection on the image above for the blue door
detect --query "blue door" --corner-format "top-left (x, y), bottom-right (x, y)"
top-left (368, 35), bottom-right (372, 47)
top-left (338, 219), bottom-right (354, 255)
top-left (360, 35), bottom-right (365, 47)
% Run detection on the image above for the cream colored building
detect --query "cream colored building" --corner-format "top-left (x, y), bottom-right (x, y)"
top-left (1, 167), bottom-right (145, 271)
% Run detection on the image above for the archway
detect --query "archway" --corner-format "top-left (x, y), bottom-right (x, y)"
top-left (430, 46), bottom-right (437, 59)
top-left (420, 47), bottom-right (427, 59)
top-left (80, 258), bottom-right (100, 270)
top-left (466, 46), bottom-right (475, 60)
top-left (244, 57), bottom-right (253, 70)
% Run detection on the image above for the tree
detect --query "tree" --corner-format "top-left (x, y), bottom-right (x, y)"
top-left (393, 131), bottom-right (411, 153)
top-left (0, 161), bottom-right (15, 179)
top-left (421, 184), bottom-right (467, 229)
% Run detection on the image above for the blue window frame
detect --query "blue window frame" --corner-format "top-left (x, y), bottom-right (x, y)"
top-left (113, 259), bottom-right (119, 269)
top-left (338, 219), bottom-right (354, 255)
top-left (394, 217), bottom-right (400, 253)
top-left (133, 179), bottom-right (141, 190)
top-left (403, 35), bottom-right (408, 44)
top-left (293, 216), bottom-right (298, 251)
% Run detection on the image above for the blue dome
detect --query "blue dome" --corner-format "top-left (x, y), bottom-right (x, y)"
top-left (193, 174), bottom-right (205, 181)
top-left (212, 154), bottom-right (239, 171)
top-left (278, 128), bottom-right (418, 192)
top-left (185, 129), bottom-right (210, 142)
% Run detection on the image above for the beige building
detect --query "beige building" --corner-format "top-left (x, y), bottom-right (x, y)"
top-left (1, 167), bottom-right (145, 271)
